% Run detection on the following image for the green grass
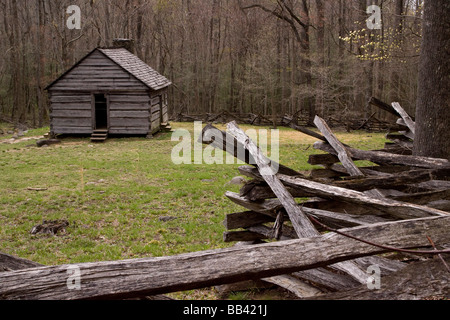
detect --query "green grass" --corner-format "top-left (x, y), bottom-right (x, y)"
top-left (0, 122), bottom-right (387, 299)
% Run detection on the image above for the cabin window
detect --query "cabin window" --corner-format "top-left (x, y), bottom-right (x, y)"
top-left (94, 94), bottom-right (108, 129)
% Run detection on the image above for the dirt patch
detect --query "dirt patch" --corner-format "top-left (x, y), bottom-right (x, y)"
top-left (1, 136), bottom-right (44, 145)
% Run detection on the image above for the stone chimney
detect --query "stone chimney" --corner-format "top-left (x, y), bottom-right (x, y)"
top-left (112, 38), bottom-right (135, 54)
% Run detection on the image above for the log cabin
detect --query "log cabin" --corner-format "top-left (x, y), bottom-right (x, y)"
top-left (45, 40), bottom-right (171, 141)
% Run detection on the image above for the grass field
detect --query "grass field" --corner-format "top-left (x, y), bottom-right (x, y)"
top-left (0, 122), bottom-right (387, 299)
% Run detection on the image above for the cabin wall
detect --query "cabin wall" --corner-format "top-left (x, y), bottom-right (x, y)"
top-left (162, 92), bottom-right (169, 124)
top-left (150, 95), bottom-right (161, 134)
top-left (48, 49), bottom-right (170, 136)
top-left (149, 89), bottom-right (169, 134)
top-left (109, 92), bottom-right (151, 135)
top-left (49, 50), bottom-right (148, 92)
top-left (50, 91), bottom-right (153, 135)
top-left (49, 92), bottom-right (93, 134)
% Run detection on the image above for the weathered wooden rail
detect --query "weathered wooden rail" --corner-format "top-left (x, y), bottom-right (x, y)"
top-left (173, 101), bottom-right (404, 132)
top-left (199, 102), bottom-right (449, 298)
top-left (0, 216), bottom-right (449, 300)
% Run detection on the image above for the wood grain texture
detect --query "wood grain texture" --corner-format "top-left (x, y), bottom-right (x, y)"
top-left (391, 102), bottom-right (415, 135)
top-left (314, 141), bottom-right (450, 169)
top-left (0, 216), bottom-right (448, 300)
top-left (227, 121), bottom-right (317, 238)
top-left (278, 174), bottom-right (449, 219)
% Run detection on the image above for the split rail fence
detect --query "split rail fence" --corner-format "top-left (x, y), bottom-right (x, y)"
top-left (0, 101), bottom-right (449, 300)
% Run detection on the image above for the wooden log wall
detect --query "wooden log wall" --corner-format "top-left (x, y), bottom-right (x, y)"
top-left (49, 93), bottom-right (92, 134)
top-left (109, 92), bottom-right (151, 135)
top-left (150, 95), bottom-right (161, 134)
top-left (49, 50), bottom-right (147, 92)
top-left (48, 49), bottom-right (171, 136)
top-left (162, 92), bottom-right (169, 124)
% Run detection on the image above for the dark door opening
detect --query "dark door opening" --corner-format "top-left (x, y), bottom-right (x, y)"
top-left (94, 94), bottom-right (108, 130)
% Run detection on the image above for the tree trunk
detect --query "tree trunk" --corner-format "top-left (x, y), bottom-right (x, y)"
top-left (36, 0), bottom-right (46, 127)
top-left (315, 0), bottom-right (325, 117)
top-left (413, 0), bottom-right (450, 160)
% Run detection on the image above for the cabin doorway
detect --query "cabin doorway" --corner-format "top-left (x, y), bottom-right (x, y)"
top-left (94, 94), bottom-right (108, 130)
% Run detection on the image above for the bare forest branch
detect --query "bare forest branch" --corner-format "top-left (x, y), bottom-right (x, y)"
top-left (0, 0), bottom-right (428, 127)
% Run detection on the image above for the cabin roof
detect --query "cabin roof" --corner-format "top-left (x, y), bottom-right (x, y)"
top-left (46, 48), bottom-right (171, 91)
top-left (98, 48), bottom-right (171, 91)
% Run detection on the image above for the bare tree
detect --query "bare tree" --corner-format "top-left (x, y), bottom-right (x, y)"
top-left (0, 0), bottom-right (438, 129)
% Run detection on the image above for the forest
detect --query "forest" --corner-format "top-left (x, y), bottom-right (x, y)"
top-left (0, 0), bottom-right (423, 128)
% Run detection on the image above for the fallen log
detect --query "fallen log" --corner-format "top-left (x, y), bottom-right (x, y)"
top-left (36, 139), bottom-right (61, 148)
top-left (26, 187), bottom-right (48, 191)
top-left (1, 216), bottom-right (448, 300)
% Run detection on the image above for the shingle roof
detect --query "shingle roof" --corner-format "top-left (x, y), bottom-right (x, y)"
top-left (99, 48), bottom-right (171, 91)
